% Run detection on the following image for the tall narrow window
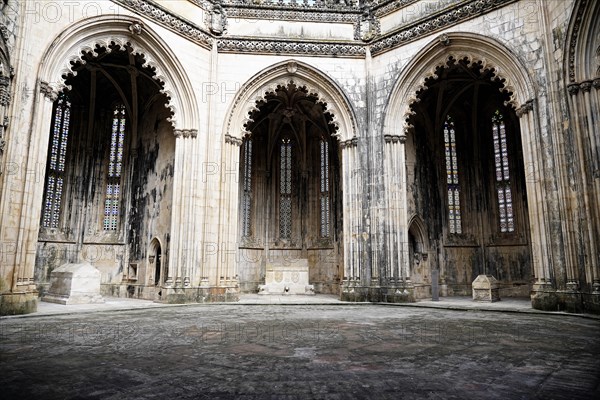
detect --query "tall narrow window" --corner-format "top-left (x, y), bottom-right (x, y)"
top-left (103, 104), bottom-right (126, 231)
top-left (444, 115), bottom-right (462, 234)
top-left (492, 110), bottom-right (514, 233)
top-left (279, 138), bottom-right (292, 239)
top-left (42, 93), bottom-right (71, 229)
top-left (241, 138), bottom-right (253, 237)
top-left (319, 138), bottom-right (330, 238)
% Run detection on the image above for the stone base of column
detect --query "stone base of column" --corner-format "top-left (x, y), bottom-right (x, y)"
top-left (340, 281), bottom-right (415, 303)
top-left (582, 292), bottom-right (600, 314)
top-left (158, 285), bottom-right (240, 304)
top-left (0, 291), bottom-right (38, 315)
top-left (530, 283), bottom-right (558, 311)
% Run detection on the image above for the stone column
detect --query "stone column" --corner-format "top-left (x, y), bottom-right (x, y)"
top-left (0, 81), bottom-right (55, 314)
top-left (567, 80), bottom-right (600, 312)
top-left (340, 137), bottom-right (360, 300)
top-left (516, 100), bottom-right (555, 308)
top-left (383, 133), bottom-right (412, 302)
top-left (219, 134), bottom-right (242, 298)
top-left (163, 129), bottom-right (198, 301)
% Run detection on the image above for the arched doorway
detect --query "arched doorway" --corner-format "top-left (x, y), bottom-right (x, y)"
top-left (407, 57), bottom-right (532, 297)
top-left (237, 82), bottom-right (342, 294)
top-left (150, 238), bottom-right (162, 287)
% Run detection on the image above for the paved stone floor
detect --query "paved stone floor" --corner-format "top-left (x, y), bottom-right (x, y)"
top-left (1, 303), bottom-right (599, 399)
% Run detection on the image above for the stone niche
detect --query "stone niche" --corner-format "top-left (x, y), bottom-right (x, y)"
top-left (472, 274), bottom-right (500, 302)
top-left (42, 263), bottom-right (104, 305)
top-left (258, 259), bottom-right (315, 295)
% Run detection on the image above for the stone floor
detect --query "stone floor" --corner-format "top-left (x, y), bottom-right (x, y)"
top-left (1, 299), bottom-right (599, 399)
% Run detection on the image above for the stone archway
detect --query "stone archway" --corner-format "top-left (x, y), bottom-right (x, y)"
top-left (382, 33), bottom-right (546, 303)
top-left (219, 60), bottom-right (360, 298)
top-left (21, 17), bottom-right (199, 302)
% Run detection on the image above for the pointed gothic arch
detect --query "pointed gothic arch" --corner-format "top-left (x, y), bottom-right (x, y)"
top-left (37, 15), bottom-right (199, 132)
top-left (224, 60), bottom-right (359, 143)
top-left (382, 32), bottom-right (551, 303)
top-left (219, 60), bottom-right (360, 295)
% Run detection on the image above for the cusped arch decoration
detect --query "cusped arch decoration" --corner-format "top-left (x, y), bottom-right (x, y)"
top-left (37, 15), bottom-right (199, 132)
top-left (383, 32), bottom-right (536, 136)
top-left (225, 60), bottom-right (358, 142)
top-left (565, 0), bottom-right (600, 83)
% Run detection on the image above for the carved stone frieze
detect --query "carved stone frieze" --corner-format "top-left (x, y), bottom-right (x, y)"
top-left (114, 0), bottom-right (514, 58)
top-left (567, 0), bottom-right (589, 83)
top-left (371, 0), bottom-right (517, 55)
top-left (217, 39), bottom-right (365, 57)
top-left (222, 4), bottom-right (358, 23)
top-left (372, 0), bottom-right (420, 18)
top-left (112, 0), bottom-right (213, 48)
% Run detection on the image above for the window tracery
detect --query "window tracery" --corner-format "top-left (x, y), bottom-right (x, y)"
top-left (42, 93), bottom-right (70, 229)
top-left (103, 104), bottom-right (126, 231)
top-left (444, 114), bottom-right (461, 234)
top-left (279, 137), bottom-right (293, 239)
top-left (492, 110), bottom-right (514, 233)
top-left (241, 138), bottom-right (253, 237)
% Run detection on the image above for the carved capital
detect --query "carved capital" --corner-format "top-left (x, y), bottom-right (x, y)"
top-left (225, 133), bottom-right (243, 146)
top-left (593, 79), bottom-right (600, 90)
top-left (340, 136), bottom-right (358, 149)
top-left (39, 81), bottom-right (58, 102)
top-left (173, 129), bottom-right (183, 138)
top-left (580, 80), bottom-right (593, 93)
top-left (567, 83), bottom-right (580, 96)
top-left (384, 134), bottom-right (406, 144)
top-left (515, 99), bottom-right (534, 118)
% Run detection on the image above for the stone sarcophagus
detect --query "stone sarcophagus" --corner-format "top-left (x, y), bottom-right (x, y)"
top-left (472, 274), bottom-right (500, 302)
top-left (42, 263), bottom-right (104, 305)
top-left (258, 259), bottom-right (315, 295)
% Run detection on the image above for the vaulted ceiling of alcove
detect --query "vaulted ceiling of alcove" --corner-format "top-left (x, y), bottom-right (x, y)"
top-left (64, 45), bottom-right (170, 115)
top-left (245, 82), bottom-right (337, 141)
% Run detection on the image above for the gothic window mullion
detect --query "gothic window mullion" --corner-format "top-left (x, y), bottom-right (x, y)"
top-left (319, 138), bottom-right (330, 238)
top-left (103, 104), bottom-right (126, 232)
top-left (279, 138), bottom-right (292, 240)
top-left (444, 115), bottom-right (462, 234)
top-left (242, 138), bottom-right (253, 238)
top-left (493, 110), bottom-right (514, 233)
top-left (42, 93), bottom-right (71, 230)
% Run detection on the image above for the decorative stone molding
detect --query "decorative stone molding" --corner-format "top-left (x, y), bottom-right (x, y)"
top-left (438, 33), bottom-right (450, 46)
top-left (221, 0), bottom-right (358, 11)
top-left (225, 60), bottom-right (358, 142)
top-left (0, 75), bottom-right (10, 106)
top-left (593, 78), bottom-right (600, 89)
top-left (221, 3), bottom-right (358, 23)
top-left (128, 21), bottom-right (144, 35)
top-left (567, 0), bottom-right (590, 83)
top-left (217, 38), bottom-right (365, 57)
top-left (112, 0), bottom-right (212, 49)
top-left (371, 0), bottom-right (517, 56)
top-left (373, 0), bottom-right (419, 18)
top-left (355, 5), bottom-right (381, 42)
